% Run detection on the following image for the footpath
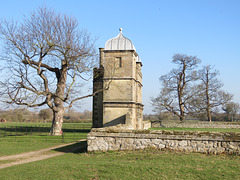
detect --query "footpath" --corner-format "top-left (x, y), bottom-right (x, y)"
top-left (0, 139), bottom-right (87, 169)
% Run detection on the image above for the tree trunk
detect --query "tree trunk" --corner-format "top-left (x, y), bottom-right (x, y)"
top-left (179, 102), bottom-right (185, 122)
top-left (50, 108), bottom-right (64, 135)
top-left (178, 90), bottom-right (185, 122)
top-left (205, 70), bottom-right (212, 122)
top-left (50, 64), bottom-right (67, 136)
top-left (177, 71), bottom-right (185, 122)
top-left (207, 106), bottom-right (212, 122)
top-left (180, 115), bottom-right (185, 122)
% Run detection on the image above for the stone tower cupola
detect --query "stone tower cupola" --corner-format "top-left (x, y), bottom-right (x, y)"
top-left (93, 29), bottom-right (143, 129)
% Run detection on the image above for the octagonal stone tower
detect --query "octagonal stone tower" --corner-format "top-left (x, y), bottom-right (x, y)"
top-left (93, 29), bottom-right (143, 129)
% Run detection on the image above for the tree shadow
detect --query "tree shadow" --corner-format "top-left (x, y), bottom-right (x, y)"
top-left (0, 126), bottom-right (91, 136)
top-left (0, 126), bottom-right (50, 134)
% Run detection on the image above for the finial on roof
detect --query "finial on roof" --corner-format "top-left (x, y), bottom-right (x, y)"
top-left (119, 28), bottom-right (123, 33)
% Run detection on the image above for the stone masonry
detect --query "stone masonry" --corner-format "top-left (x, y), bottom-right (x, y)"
top-left (88, 127), bottom-right (240, 155)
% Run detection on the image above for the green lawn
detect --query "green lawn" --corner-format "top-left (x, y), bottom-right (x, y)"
top-left (150, 127), bottom-right (240, 133)
top-left (1, 123), bottom-right (240, 179)
top-left (0, 122), bottom-right (91, 156)
top-left (0, 148), bottom-right (239, 180)
top-left (1, 123), bottom-right (239, 156)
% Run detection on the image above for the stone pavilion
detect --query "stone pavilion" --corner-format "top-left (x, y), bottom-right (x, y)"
top-left (92, 29), bottom-right (144, 129)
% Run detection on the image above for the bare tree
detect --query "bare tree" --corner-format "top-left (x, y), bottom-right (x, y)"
top-left (222, 102), bottom-right (240, 122)
top-left (152, 54), bottom-right (201, 122)
top-left (190, 65), bottom-right (233, 122)
top-left (0, 7), bottom-right (97, 135)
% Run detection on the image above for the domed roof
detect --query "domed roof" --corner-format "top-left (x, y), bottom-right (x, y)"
top-left (105, 28), bottom-right (136, 51)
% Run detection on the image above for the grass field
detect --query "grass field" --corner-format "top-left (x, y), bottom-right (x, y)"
top-left (1, 123), bottom-right (240, 156)
top-left (0, 147), bottom-right (239, 180)
top-left (0, 123), bottom-right (240, 179)
top-left (0, 122), bottom-right (91, 156)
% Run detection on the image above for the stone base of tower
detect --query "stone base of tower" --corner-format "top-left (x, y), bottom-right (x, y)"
top-left (102, 102), bottom-right (144, 130)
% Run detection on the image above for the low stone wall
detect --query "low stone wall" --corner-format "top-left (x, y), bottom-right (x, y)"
top-left (152, 121), bottom-right (240, 129)
top-left (87, 128), bottom-right (240, 155)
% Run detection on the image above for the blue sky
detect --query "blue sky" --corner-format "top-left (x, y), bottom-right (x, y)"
top-left (0, 0), bottom-right (240, 114)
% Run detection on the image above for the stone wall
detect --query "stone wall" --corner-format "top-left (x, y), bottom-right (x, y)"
top-left (87, 128), bottom-right (240, 155)
top-left (152, 121), bottom-right (240, 129)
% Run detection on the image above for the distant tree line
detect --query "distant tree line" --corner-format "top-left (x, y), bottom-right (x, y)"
top-left (0, 108), bottom-right (92, 123)
top-left (144, 111), bottom-right (240, 122)
top-left (151, 54), bottom-right (240, 122)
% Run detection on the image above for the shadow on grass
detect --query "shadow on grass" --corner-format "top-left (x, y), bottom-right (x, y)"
top-left (0, 126), bottom-right (91, 132)
top-left (53, 140), bottom-right (88, 154)
top-left (0, 126), bottom-right (91, 136)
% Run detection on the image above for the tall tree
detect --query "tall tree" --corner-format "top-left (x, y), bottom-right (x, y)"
top-left (152, 54), bottom-right (201, 121)
top-left (0, 7), bottom-right (97, 135)
top-left (190, 65), bottom-right (232, 122)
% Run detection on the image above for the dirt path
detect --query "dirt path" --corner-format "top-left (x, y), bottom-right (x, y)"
top-left (0, 139), bottom-right (87, 170)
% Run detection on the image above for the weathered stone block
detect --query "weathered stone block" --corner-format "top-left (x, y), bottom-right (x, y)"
top-left (179, 140), bottom-right (187, 147)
